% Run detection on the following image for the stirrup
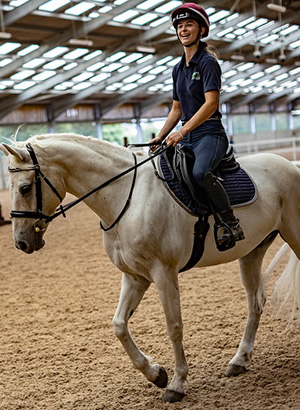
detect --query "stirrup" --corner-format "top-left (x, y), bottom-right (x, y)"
top-left (214, 221), bottom-right (236, 252)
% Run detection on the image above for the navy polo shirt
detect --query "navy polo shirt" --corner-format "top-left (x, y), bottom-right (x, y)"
top-left (172, 43), bottom-right (222, 123)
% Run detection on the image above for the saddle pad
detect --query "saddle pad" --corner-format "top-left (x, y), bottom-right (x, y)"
top-left (158, 154), bottom-right (257, 216)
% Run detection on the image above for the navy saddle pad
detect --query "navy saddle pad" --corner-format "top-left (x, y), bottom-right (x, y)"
top-left (158, 148), bottom-right (257, 216)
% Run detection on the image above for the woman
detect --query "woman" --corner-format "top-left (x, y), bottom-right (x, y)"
top-left (150, 3), bottom-right (244, 245)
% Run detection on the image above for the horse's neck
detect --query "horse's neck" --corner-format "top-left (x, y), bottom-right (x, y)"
top-left (41, 136), bottom-right (136, 221)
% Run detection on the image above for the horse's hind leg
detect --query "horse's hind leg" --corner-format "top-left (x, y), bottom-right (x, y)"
top-left (112, 273), bottom-right (168, 388)
top-left (226, 232), bottom-right (277, 377)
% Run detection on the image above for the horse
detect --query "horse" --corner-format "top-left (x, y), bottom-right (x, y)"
top-left (1, 133), bottom-right (300, 403)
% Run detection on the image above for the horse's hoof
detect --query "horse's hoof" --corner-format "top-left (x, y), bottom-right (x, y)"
top-left (225, 364), bottom-right (247, 377)
top-left (162, 389), bottom-right (185, 403)
top-left (153, 366), bottom-right (168, 388)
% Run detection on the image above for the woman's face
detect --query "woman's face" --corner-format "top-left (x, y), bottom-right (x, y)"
top-left (176, 19), bottom-right (200, 46)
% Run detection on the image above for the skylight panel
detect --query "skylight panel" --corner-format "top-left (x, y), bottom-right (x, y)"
top-left (138, 74), bottom-right (156, 84)
top-left (63, 48), bottom-right (89, 59)
top-left (237, 16), bottom-right (255, 27)
top-left (167, 57), bottom-right (181, 66)
top-left (32, 71), bottom-right (56, 81)
top-left (17, 44), bottom-right (39, 56)
top-left (155, 1), bottom-right (181, 14)
top-left (136, 55), bottom-right (153, 64)
top-left (234, 28), bottom-right (247, 35)
top-left (205, 7), bottom-right (215, 15)
top-left (43, 60), bottom-right (65, 70)
top-left (225, 33), bottom-right (236, 39)
top-left (217, 28), bottom-right (234, 37)
top-left (290, 40), bottom-right (300, 49)
top-left (148, 66), bottom-right (168, 75)
top-left (289, 67), bottom-right (300, 76)
top-left (107, 51), bottom-right (126, 62)
top-left (10, 0), bottom-right (29, 6)
top-left (138, 65), bottom-right (153, 74)
top-left (91, 72), bottom-right (110, 82)
top-left (123, 74), bottom-right (142, 83)
top-left (23, 58), bottom-right (45, 68)
top-left (260, 34), bottom-right (279, 44)
top-left (72, 72), bottom-right (94, 82)
top-left (94, 0), bottom-right (106, 2)
top-left (120, 53), bottom-right (143, 64)
top-left (113, 10), bottom-right (139, 22)
top-left (156, 56), bottom-right (173, 65)
top-left (150, 16), bottom-right (170, 27)
top-left (72, 82), bottom-right (92, 90)
top-left (223, 70), bottom-right (237, 79)
top-left (118, 65), bottom-right (130, 73)
top-left (161, 84), bottom-right (173, 92)
top-left (43, 47), bottom-right (68, 58)
top-left (0, 58), bottom-right (12, 67)
top-left (120, 83), bottom-right (138, 91)
top-left (1, 80), bottom-right (14, 86)
top-left (275, 73), bottom-right (289, 81)
top-left (63, 62), bottom-right (78, 70)
top-left (250, 72), bottom-right (264, 80)
top-left (87, 62), bottom-right (105, 71)
top-left (237, 62), bottom-right (254, 72)
top-left (131, 13), bottom-right (157, 25)
top-left (65, 2), bottom-right (94, 16)
top-left (246, 18), bottom-right (268, 30)
top-left (138, 0), bottom-right (164, 10)
top-left (114, 0), bottom-right (129, 5)
top-left (102, 63), bottom-right (123, 72)
top-left (209, 10), bottom-right (230, 23)
top-left (83, 50), bottom-right (102, 61)
top-left (240, 79), bottom-right (253, 87)
top-left (99, 5), bottom-right (113, 13)
top-left (10, 70), bottom-right (34, 80)
top-left (264, 65), bottom-right (281, 73)
top-left (39, 0), bottom-right (70, 12)
top-left (280, 25), bottom-right (298, 36)
top-left (0, 42), bottom-right (21, 55)
top-left (14, 81), bottom-right (35, 90)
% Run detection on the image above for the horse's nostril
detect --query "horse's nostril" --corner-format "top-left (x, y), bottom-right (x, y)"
top-left (17, 241), bottom-right (28, 251)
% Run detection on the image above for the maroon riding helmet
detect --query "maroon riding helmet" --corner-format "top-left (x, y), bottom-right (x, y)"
top-left (171, 3), bottom-right (210, 38)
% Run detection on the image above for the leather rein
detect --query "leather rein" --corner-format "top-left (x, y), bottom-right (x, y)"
top-left (8, 142), bottom-right (169, 232)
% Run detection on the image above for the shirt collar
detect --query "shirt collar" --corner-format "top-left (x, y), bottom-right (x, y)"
top-left (178, 42), bottom-right (206, 68)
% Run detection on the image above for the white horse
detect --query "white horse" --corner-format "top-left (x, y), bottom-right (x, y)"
top-left (1, 133), bottom-right (300, 403)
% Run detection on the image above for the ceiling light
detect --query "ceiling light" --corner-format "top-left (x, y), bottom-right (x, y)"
top-left (69, 38), bottom-right (93, 47)
top-left (231, 55), bottom-right (245, 61)
top-left (266, 3), bottom-right (286, 13)
top-left (136, 45), bottom-right (156, 54)
top-left (0, 32), bottom-right (12, 39)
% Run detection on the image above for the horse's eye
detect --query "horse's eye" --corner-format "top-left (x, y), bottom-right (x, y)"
top-left (20, 184), bottom-right (32, 195)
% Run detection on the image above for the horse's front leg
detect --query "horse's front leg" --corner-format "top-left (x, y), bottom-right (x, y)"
top-left (112, 273), bottom-right (168, 388)
top-left (152, 266), bottom-right (188, 403)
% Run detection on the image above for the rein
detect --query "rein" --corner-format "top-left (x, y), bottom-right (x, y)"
top-left (8, 142), bottom-right (169, 231)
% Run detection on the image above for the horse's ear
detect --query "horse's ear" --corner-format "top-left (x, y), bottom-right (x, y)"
top-left (0, 143), bottom-right (27, 161)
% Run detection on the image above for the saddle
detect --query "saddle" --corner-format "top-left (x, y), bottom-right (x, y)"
top-left (155, 145), bottom-right (257, 271)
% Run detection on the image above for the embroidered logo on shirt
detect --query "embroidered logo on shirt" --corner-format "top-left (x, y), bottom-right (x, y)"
top-left (191, 71), bottom-right (201, 80)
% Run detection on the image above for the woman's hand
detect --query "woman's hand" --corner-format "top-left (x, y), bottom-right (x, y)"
top-left (165, 130), bottom-right (184, 147)
top-left (149, 136), bottom-right (163, 151)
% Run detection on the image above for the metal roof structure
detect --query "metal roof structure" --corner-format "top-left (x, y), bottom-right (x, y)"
top-left (0, 0), bottom-right (299, 122)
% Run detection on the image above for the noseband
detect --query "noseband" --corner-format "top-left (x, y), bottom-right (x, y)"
top-left (9, 144), bottom-right (64, 225)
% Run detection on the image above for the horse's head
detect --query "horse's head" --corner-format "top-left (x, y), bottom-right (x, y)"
top-left (0, 141), bottom-right (64, 254)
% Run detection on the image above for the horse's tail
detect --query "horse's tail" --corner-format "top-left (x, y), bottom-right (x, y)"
top-left (264, 243), bottom-right (300, 322)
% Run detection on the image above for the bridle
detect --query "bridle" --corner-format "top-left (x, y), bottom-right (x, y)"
top-left (8, 142), bottom-right (169, 232)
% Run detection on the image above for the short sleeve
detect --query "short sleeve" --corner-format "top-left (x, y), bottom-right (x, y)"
top-left (172, 65), bottom-right (179, 101)
top-left (201, 56), bottom-right (221, 93)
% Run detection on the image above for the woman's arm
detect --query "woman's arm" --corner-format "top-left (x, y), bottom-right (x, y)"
top-left (166, 90), bottom-right (219, 146)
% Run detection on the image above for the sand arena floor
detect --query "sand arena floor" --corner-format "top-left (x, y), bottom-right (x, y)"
top-left (0, 188), bottom-right (300, 410)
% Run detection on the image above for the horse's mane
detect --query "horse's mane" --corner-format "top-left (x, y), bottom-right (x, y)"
top-left (13, 133), bottom-right (126, 155)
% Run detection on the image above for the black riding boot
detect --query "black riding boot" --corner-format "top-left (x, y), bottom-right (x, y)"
top-left (202, 173), bottom-right (245, 244)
